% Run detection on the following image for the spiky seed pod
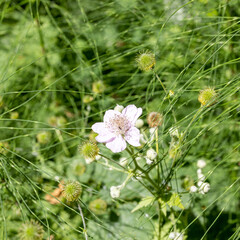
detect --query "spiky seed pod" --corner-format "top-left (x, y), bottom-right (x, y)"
top-left (147, 112), bottom-right (163, 128)
top-left (92, 81), bottom-right (106, 94)
top-left (89, 199), bottom-right (107, 215)
top-left (79, 141), bottom-right (99, 164)
top-left (62, 181), bottom-right (82, 202)
top-left (198, 88), bottom-right (217, 106)
top-left (136, 50), bottom-right (156, 71)
top-left (18, 220), bottom-right (44, 240)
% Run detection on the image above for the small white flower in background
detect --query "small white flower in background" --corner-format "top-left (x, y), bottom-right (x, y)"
top-left (169, 127), bottom-right (180, 138)
top-left (135, 119), bottom-right (144, 129)
top-left (146, 158), bottom-right (153, 165)
top-left (197, 159), bottom-right (206, 169)
top-left (199, 182), bottom-right (210, 194)
top-left (119, 157), bottom-right (128, 166)
top-left (110, 185), bottom-right (122, 198)
top-left (114, 104), bottom-right (124, 112)
top-left (146, 148), bottom-right (157, 160)
top-left (190, 185), bottom-right (198, 193)
top-left (169, 232), bottom-right (183, 240)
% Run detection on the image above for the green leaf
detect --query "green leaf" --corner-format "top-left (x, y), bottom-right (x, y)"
top-left (131, 196), bottom-right (155, 213)
top-left (168, 193), bottom-right (184, 209)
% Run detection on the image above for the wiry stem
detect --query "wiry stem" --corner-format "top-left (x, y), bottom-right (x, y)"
top-left (78, 203), bottom-right (88, 240)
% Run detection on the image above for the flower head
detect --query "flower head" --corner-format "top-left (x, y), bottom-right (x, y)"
top-left (62, 181), bottom-right (82, 202)
top-left (136, 50), bottom-right (156, 71)
top-left (147, 112), bottom-right (163, 128)
top-left (79, 141), bottom-right (99, 164)
top-left (198, 87), bottom-right (217, 106)
top-left (18, 220), bottom-right (44, 240)
top-left (92, 105), bottom-right (142, 153)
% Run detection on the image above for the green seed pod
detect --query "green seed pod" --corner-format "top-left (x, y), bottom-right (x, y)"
top-left (136, 50), bottom-right (156, 71)
top-left (89, 199), bottom-right (107, 215)
top-left (92, 80), bottom-right (106, 94)
top-left (79, 141), bottom-right (99, 164)
top-left (62, 180), bottom-right (82, 202)
top-left (18, 220), bottom-right (44, 240)
top-left (198, 87), bottom-right (217, 107)
top-left (36, 131), bottom-right (51, 144)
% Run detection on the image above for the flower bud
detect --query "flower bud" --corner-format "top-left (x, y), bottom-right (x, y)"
top-left (146, 148), bottom-right (157, 160)
top-left (198, 87), bottom-right (217, 106)
top-left (79, 141), bottom-right (99, 164)
top-left (18, 220), bottom-right (44, 240)
top-left (110, 185), bottom-right (122, 198)
top-left (135, 119), bottom-right (144, 129)
top-left (190, 185), bottom-right (198, 193)
top-left (114, 104), bottom-right (124, 112)
top-left (199, 182), bottom-right (210, 194)
top-left (62, 181), bottom-right (82, 202)
top-left (197, 159), bottom-right (206, 169)
top-left (89, 199), bottom-right (107, 215)
top-left (147, 112), bottom-right (163, 128)
top-left (136, 50), bottom-right (156, 71)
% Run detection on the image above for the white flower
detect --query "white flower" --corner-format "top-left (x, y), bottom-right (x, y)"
top-left (135, 119), bottom-right (144, 128)
top-left (190, 185), bottom-right (198, 193)
top-left (114, 104), bottom-right (124, 112)
top-left (110, 185), bottom-right (122, 198)
top-left (146, 148), bottom-right (157, 160)
top-left (145, 157), bottom-right (153, 165)
top-left (199, 182), bottom-right (210, 194)
top-left (119, 157), bottom-right (128, 166)
top-left (197, 159), bottom-right (206, 169)
top-left (169, 232), bottom-right (183, 240)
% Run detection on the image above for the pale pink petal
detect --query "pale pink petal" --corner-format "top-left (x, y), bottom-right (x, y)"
top-left (125, 127), bottom-right (141, 147)
top-left (106, 135), bottom-right (127, 153)
top-left (122, 105), bottom-right (142, 124)
top-left (92, 122), bottom-right (115, 143)
top-left (103, 110), bottom-right (120, 122)
top-left (92, 122), bottom-right (107, 134)
top-left (96, 133), bottom-right (115, 143)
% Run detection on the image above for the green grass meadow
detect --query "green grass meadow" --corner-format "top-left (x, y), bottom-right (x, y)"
top-left (0, 0), bottom-right (240, 239)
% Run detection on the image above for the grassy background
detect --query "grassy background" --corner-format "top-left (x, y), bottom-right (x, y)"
top-left (0, 0), bottom-right (239, 239)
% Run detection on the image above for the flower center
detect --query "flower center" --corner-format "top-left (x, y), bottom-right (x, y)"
top-left (107, 114), bottom-right (131, 135)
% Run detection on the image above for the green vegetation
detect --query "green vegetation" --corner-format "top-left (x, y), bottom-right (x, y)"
top-left (0, 0), bottom-right (239, 239)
